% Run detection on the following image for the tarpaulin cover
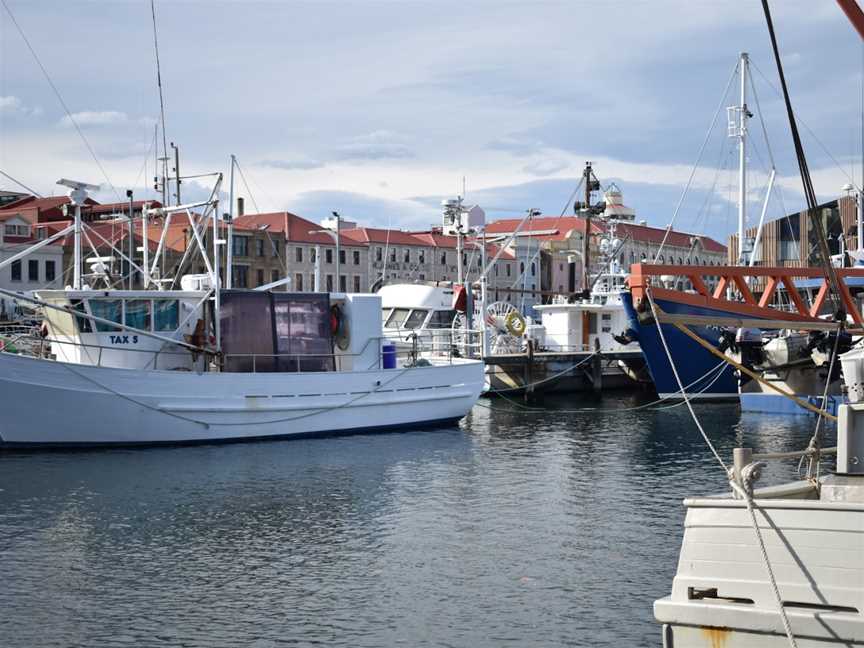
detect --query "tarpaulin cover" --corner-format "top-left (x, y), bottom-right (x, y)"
top-left (220, 291), bottom-right (334, 373)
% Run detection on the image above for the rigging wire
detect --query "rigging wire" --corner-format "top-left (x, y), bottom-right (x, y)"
top-left (150, 0), bottom-right (170, 204)
top-left (0, 169), bottom-right (42, 197)
top-left (655, 58), bottom-right (739, 260)
top-left (1, 0), bottom-right (121, 202)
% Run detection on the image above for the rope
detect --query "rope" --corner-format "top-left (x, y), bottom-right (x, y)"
top-left (730, 474), bottom-right (799, 648)
top-left (486, 352), bottom-right (598, 394)
top-left (645, 289), bottom-right (728, 472)
top-left (671, 320), bottom-right (837, 421)
top-left (655, 58), bottom-right (739, 260)
top-left (478, 358), bottom-right (728, 414)
top-left (58, 359), bottom-right (420, 430)
top-left (1, 0), bottom-right (121, 202)
top-left (802, 327), bottom-right (842, 478)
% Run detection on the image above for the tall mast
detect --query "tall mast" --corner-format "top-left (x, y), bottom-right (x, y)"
top-left (227, 155), bottom-right (235, 289)
top-left (581, 162), bottom-right (595, 296)
top-left (735, 52), bottom-right (750, 263)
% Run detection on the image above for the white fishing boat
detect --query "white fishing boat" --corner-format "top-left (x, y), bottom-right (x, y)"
top-left (0, 180), bottom-right (484, 447)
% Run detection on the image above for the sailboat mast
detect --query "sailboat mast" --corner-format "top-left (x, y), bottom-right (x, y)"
top-left (737, 52), bottom-right (750, 263)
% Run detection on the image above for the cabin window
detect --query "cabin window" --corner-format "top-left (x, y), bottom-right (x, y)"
top-left (385, 308), bottom-right (410, 328)
top-left (70, 300), bottom-right (93, 333)
top-left (428, 310), bottom-right (456, 328)
top-left (601, 313), bottom-right (611, 321)
top-left (125, 299), bottom-right (152, 330)
top-left (154, 300), bottom-right (179, 331)
top-left (404, 309), bottom-right (428, 329)
top-left (381, 308), bottom-right (392, 324)
top-left (90, 299), bottom-right (122, 332)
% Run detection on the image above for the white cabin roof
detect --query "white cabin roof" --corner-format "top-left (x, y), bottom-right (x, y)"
top-left (378, 283), bottom-right (455, 311)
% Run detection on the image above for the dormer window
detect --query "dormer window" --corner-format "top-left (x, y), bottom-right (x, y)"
top-left (5, 223), bottom-right (31, 237)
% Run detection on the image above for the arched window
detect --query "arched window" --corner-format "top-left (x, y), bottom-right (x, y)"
top-left (641, 252), bottom-right (647, 261)
top-left (678, 257), bottom-right (683, 265)
top-left (530, 262), bottom-right (535, 276)
top-left (520, 262), bottom-right (525, 275)
top-left (659, 254), bottom-right (665, 263)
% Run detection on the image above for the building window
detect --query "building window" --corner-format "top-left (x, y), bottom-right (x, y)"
top-left (376, 247), bottom-right (383, 262)
top-left (326, 249), bottom-right (333, 264)
top-left (390, 249), bottom-right (397, 263)
top-left (28, 259), bottom-right (38, 282)
top-left (271, 270), bottom-right (280, 284)
top-left (255, 239), bottom-right (265, 257)
top-left (311, 248), bottom-right (317, 263)
top-left (256, 268), bottom-right (265, 286)
top-left (353, 275), bottom-right (361, 292)
top-left (295, 273), bottom-right (303, 291)
top-left (5, 223), bottom-right (30, 237)
top-left (45, 260), bottom-right (56, 282)
top-left (233, 265), bottom-right (249, 288)
top-left (441, 252), bottom-right (447, 265)
top-left (506, 264), bottom-right (512, 277)
top-left (404, 249), bottom-right (411, 263)
top-left (520, 262), bottom-right (525, 275)
top-left (419, 250), bottom-right (425, 264)
top-left (531, 262), bottom-right (535, 276)
top-left (232, 236), bottom-right (248, 257)
top-left (419, 273), bottom-right (425, 280)
top-left (296, 247), bottom-right (303, 263)
top-left (271, 240), bottom-right (281, 258)
top-left (339, 275), bottom-right (347, 292)
top-left (339, 249), bottom-right (346, 265)
top-left (463, 253), bottom-right (468, 266)
top-left (326, 274), bottom-right (333, 291)
top-left (353, 250), bottom-right (360, 265)
top-left (494, 265), bottom-right (499, 276)
top-left (10, 260), bottom-right (21, 282)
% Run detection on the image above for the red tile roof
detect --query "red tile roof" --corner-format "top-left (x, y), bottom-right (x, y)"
top-left (233, 212), bottom-right (365, 246)
top-left (483, 214), bottom-right (726, 252)
top-left (341, 227), bottom-right (423, 246)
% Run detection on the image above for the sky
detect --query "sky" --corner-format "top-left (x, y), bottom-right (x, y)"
top-left (1, 0), bottom-right (863, 245)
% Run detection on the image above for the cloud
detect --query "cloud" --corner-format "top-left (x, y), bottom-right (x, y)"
top-left (0, 95), bottom-right (42, 116)
top-left (59, 111), bottom-right (129, 127)
top-left (487, 135), bottom-right (546, 156)
top-left (290, 189), bottom-right (435, 230)
top-left (522, 158), bottom-right (571, 177)
top-left (334, 130), bottom-right (414, 161)
top-left (258, 158), bottom-right (325, 171)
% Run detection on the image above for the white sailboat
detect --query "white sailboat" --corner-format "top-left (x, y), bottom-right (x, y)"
top-left (0, 179), bottom-right (484, 447)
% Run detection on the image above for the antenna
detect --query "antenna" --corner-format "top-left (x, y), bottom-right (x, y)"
top-left (57, 178), bottom-right (99, 289)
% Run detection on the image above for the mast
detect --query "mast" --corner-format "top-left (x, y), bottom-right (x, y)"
top-left (580, 162), bottom-right (598, 297)
top-left (733, 52), bottom-right (751, 264)
top-left (227, 155), bottom-right (235, 289)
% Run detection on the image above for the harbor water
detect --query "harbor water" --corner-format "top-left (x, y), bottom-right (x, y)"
top-left (0, 394), bottom-right (833, 647)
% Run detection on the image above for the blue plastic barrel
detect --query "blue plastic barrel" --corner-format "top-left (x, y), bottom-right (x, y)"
top-left (382, 342), bottom-right (397, 369)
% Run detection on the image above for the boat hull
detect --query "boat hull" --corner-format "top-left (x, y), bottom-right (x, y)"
top-left (622, 292), bottom-right (739, 400)
top-left (0, 353), bottom-right (485, 447)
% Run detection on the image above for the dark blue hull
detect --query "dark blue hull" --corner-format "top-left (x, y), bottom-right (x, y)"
top-left (621, 293), bottom-right (739, 399)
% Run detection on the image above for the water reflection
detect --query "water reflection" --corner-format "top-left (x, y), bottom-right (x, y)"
top-left (0, 398), bottom-right (832, 647)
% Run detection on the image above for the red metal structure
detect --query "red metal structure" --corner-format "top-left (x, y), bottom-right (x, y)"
top-left (628, 264), bottom-right (864, 327)
top-left (837, 0), bottom-right (864, 40)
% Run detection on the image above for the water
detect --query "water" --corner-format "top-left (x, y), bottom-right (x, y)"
top-left (0, 394), bottom-right (833, 647)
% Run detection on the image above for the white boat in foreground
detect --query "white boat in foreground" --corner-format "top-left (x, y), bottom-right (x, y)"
top-left (654, 345), bottom-right (864, 647)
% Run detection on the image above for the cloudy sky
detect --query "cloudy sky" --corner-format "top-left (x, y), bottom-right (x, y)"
top-left (1, 0), bottom-right (862, 243)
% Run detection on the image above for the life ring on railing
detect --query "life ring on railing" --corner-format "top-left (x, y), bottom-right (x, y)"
top-left (331, 304), bottom-right (350, 350)
top-left (504, 311), bottom-right (527, 337)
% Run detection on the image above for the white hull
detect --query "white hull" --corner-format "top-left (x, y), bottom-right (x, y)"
top-left (0, 353), bottom-right (485, 446)
top-left (655, 484), bottom-right (864, 647)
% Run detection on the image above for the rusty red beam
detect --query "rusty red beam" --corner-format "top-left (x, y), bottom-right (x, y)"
top-left (837, 0), bottom-right (864, 40)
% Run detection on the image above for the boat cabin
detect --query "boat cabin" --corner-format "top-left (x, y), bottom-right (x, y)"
top-left (378, 283), bottom-right (458, 333)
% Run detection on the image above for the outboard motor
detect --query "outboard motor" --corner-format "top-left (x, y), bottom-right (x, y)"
top-left (735, 327), bottom-right (765, 369)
